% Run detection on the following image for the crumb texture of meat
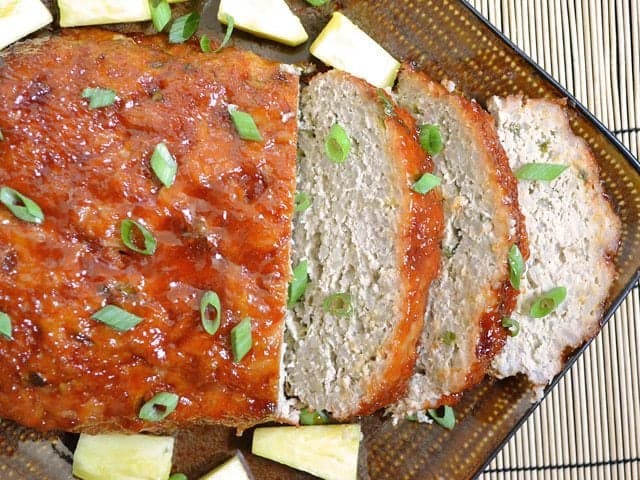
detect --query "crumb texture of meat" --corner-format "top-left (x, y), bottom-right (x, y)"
top-left (0, 29), bottom-right (299, 432)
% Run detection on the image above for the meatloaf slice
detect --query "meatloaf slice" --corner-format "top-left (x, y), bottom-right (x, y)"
top-left (389, 68), bottom-right (528, 415)
top-left (488, 96), bottom-right (621, 387)
top-left (284, 70), bottom-right (444, 420)
top-left (0, 29), bottom-right (299, 432)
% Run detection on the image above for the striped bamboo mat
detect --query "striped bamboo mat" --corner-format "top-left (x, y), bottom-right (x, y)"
top-left (468, 1), bottom-right (640, 479)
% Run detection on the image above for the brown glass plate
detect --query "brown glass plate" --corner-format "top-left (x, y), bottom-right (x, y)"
top-left (1, 1), bottom-right (639, 479)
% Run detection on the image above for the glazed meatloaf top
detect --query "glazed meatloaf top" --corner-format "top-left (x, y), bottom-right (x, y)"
top-left (0, 29), bottom-right (298, 432)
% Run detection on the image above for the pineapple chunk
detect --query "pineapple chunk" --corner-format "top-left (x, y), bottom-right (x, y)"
top-left (72, 433), bottom-right (174, 480)
top-left (217, 0), bottom-right (308, 47)
top-left (0, 0), bottom-right (52, 50)
top-left (310, 12), bottom-right (400, 88)
top-left (199, 453), bottom-right (252, 480)
top-left (58, 0), bottom-right (187, 27)
top-left (252, 424), bottom-right (361, 480)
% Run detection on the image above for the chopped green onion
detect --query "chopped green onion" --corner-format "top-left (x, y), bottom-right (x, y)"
top-left (515, 163), bottom-right (568, 181)
top-left (169, 474), bottom-right (188, 480)
top-left (200, 291), bottom-right (221, 335)
top-left (231, 317), bottom-right (252, 363)
top-left (324, 123), bottom-right (351, 164)
top-left (442, 331), bottom-right (456, 345)
top-left (376, 88), bottom-right (395, 116)
top-left (299, 408), bottom-right (330, 425)
top-left (215, 14), bottom-right (234, 52)
top-left (228, 106), bottom-right (263, 142)
top-left (405, 413), bottom-right (418, 422)
top-left (530, 287), bottom-right (567, 318)
top-left (138, 392), bottom-right (179, 422)
top-left (322, 293), bottom-right (353, 317)
top-left (507, 244), bottom-right (524, 290)
top-left (412, 173), bottom-right (441, 194)
top-left (91, 305), bottom-right (143, 332)
top-left (288, 261), bottom-right (309, 307)
top-left (0, 312), bottom-right (13, 340)
top-left (294, 191), bottom-right (312, 213)
top-left (0, 187), bottom-right (44, 224)
top-left (169, 12), bottom-right (201, 44)
top-left (121, 219), bottom-right (157, 255)
top-left (149, 0), bottom-right (171, 32)
top-left (150, 143), bottom-right (177, 187)
top-left (81, 87), bottom-right (116, 109)
top-left (200, 34), bottom-right (212, 53)
top-left (501, 317), bottom-right (520, 337)
top-left (305, 0), bottom-right (329, 5)
top-left (427, 405), bottom-right (456, 430)
top-left (418, 124), bottom-right (444, 156)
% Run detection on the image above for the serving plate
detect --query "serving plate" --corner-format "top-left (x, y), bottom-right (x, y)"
top-left (1, 0), bottom-right (639, 479)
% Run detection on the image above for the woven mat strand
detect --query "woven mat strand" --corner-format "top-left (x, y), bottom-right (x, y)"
top-left (468, 1), bottom-right (640, 479)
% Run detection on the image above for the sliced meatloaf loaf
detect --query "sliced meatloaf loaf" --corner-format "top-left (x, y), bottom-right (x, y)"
top-left (389, 68), bottom-right (528, 415)
top-left (284, 70), bottom-right (444, 420)
top-left (488, 96), bottom-right (621, 387)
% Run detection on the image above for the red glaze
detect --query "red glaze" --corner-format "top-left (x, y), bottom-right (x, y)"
top-left (0, 29), bottom-right (298, 432)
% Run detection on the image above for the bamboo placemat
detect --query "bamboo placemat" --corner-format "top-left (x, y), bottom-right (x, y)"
top-left (467, 1), bottom-right (640, 479)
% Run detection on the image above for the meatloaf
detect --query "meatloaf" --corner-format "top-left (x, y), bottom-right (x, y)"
top-left (0, 29), bottom-right (299, 432)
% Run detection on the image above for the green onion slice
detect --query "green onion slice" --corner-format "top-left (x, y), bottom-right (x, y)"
top-left (427, 405), bottom-right (456, 430)
top-left (169, 474), bottom-right (188, 480)
top-left (0, 312), bottom-right (13, 340)
top-left (228, 106), bottom-right (263, 142)
top-left (405, 413), bottom-right (418, 422)
top-left (91, 305), bottom-right (143, 332)
top-left (442, 331), bottom-right (456, 345)
top-left (231, 317), bottom-right (252, 363)
top-left (215, 14), bottom-right (234, 52)
top-left (324, 123), bottom-right (351, 164)
top-left (150, 142), bottom-right (177, 187)
top-left (138, 392), bottom-right (179, 422)
top-left (376, 88), bottom-right (395, 116)
top-left (299, 408), bottom-right (330, 425)
top-left (200, 34), bottom-right (212, 53)
top-left (322, 293), bottom-right (353, 317)
top-left (507, 244), bottom-right (524, 290)
top-left (418, 124), bottom-right (444, 156)
top-left (0, 187), bottom-right (44, 224)
top-left (412, 173), bottom-right (441, 194)
top-left (530, 287), bottom-right (567, 318)
top-left (294, 191), bottom-right (312, 213)
top-left (305, 0), bottom-right (329, 5)
top-left (288, 261), bottom-right (309, 307)
top-left (149, 0), bottom-right (171, 32)
top-left (169, 12), bottom-right (201, 44)
top-left (200, 291), bottom-right (221, 335)
top-left (515, 163), bottom-right (568, 181)
top-left (501, 317), bottom-right (520, 337)
top-left (121, 219), bottom-right (157, 255)
top-left (81, 87), bottom-right (116, 109)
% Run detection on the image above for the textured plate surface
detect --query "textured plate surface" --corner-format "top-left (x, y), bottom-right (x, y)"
top-left (1, 0), bottom-right (639, 479)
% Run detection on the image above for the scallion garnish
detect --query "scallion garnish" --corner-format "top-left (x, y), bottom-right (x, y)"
top-left (81, 87), bottom-right (116, 109)
top-left (376, 88), bottom-right (395, 116)
top-left (418, 124), bottom-right (444, 156)
top-left (323, 293), bottom-right (353, 317)
top-left (200, 34), bottom-right (212, 53)
top-left (305, 0), bottom-right (329, 5)
top-left (91, 305), bottom-right (143, 332)
top-left (515, 163), bottom-right (568, 181)
top-left (412, 173), bottom-right (441, 194)
top-left (121, 219), bottom-right (157, 255)
top-left (507, 244), bottom-right (524, 290)
top-left (442, 331), bottom-right (456, 345)
top-left (405, 413), bottom-right (418, 422)
top-left (324, 123), bottom-right (351, 164)
top-left (149, 0), bottom-right (171, 32)
top-left (169, 12), bottom-right (201, 44)
top-left (215, 14), bottom-right (234, 53)
top-left (169, 474), bottom-right (188, 480)
top-left (200, 291), bottom-right (221, 335)
top-left (530, 287), bottom-right (567, 318)
top-left (0, 312), bottom-right (13, 340)
top-left (299, 408), bottom-right (330, 425)
top-left (138, 392), bottom-right (179, 422)
top-left (294, 191), bottom-right (312, 213)
top-left (427, 405), bottom-right (456, 430)
top-left (288, 261), bottom-right (309, 307)
top-left (150, 143), bottom-right (177, 187)
top-left (501, 317), bottom-right (520, 337)
top-left (228, 106), bottom-right (263, 142)
top-left (231, 317), bottom-right (252, 363)
top-left (0, 187), bottom-right (44, 224)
